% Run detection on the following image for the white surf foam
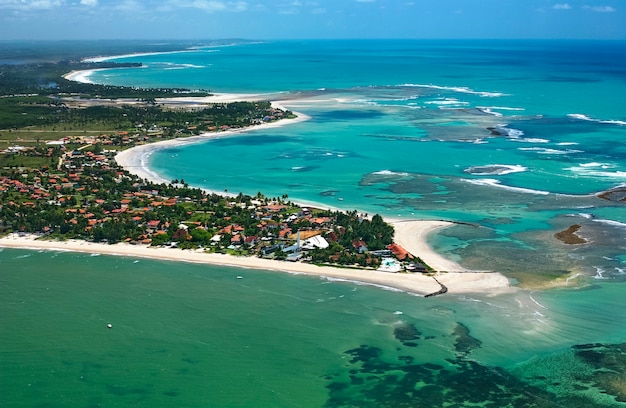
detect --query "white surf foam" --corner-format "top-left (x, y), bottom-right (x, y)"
top-left (579, 162), bottom-right (608, 168)
top-left (494, 125), bottom-right (524, 138)
top-left (372, 170), bottom-right (411, 177)
top-left (463, 178), bottom-right (550, 195)
top-left (567, 113), bottom-right (626, 126)
top-left (425, 98), bottom-right (470, 106)
top-left (399, 83), bottom-right (507, 97)
top-left (478, 106), bottom-right (525, 111)
top-left (464, 164), bottom-right (528, 176)
top-left (567, 163), bottom-right (626, 178)
top-left (514, 138), bottom-right (550, 144)
top-left (592, 219), bottom-right (626, 229)
top-left (519, 147), bottom-right (583, 155)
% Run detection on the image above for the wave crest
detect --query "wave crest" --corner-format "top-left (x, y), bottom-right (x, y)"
top-left (464, 164), bottom-right (527, 176)
top-left (399, 83), bottom-right (507, 97)
top-left (567, 113), bottom-right (626, 126)
top-left (372, 170), bottom-right (411, 177)
top-left (462, 178), bottom-right (550, 195)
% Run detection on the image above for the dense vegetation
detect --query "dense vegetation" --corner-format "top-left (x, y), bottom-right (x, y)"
top-left (0, 97), bottom-right (280, 134)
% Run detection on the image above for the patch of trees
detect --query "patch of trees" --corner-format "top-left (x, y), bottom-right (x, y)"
top-left (334, 211), bottom-right (394, 251)
top-left (0, 59), bottom-right (210, 99)
top-left (0, 96), bottom-right (274, 132)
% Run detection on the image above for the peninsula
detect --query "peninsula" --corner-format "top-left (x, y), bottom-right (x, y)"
top-left (0, 52), bottom-right (511, 297)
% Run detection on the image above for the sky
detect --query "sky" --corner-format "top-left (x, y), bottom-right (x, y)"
top-left (0, 0), bottom-right (624, 40)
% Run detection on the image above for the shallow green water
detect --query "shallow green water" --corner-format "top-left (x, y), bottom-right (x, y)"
top-left (2, 249), bottom-right (625, 407)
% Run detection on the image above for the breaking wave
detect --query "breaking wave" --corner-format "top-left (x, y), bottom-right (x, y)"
top-left (463, 178), bottom-right (550, 195)
top-left (464, 164), bottom-right (528, 176)
top-left (399, 83), bottom-right (507, 97)
top-left (567, 163), bottom-right (626, 179)
top-left (592, 219), bottom-right (626, 229)
top-left (567, 114), bottom-right (626, 126)
top-left (519, 147), bottom-right (583, 155)
top-left (372, 170), bottom-right (411, 177)
top-left (490, 125), bottom-right (524, 138)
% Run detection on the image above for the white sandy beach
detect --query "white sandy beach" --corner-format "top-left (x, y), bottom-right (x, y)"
top-left (390, 220), bottom-right (511, 294)
top-left (391, 220), bottom-right (467, 273)
top-left (0, 233), bottom-right (510, 296)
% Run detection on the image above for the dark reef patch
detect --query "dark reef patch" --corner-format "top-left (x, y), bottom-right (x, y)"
top-left (393, 322), bottom-right (422, 343)
top-left (452, 322), bottom-right (482, 355)
top-left (598, 187), bottom-right (626, 203)
top-left (324, 341), bottom-right (626, 407)
top-left (554, 224), bottom-right (588, 245)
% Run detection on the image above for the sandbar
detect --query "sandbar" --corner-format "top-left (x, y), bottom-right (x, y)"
top-left (390, 220), bottom-right (512, 294)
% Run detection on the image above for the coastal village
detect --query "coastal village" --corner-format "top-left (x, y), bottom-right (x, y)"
top-left (0, 106), bottom-right (427, 274)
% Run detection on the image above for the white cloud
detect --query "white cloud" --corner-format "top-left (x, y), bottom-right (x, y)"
top-left (0, 0), bottom-right (64, 9)
top-left (185, 0), bottom-right (248, 13)
top-left (355, 0), bottom-right (375, 3)
top-left (169, 0), bottom-right (248, 12)
top-left (80, 0), bottom-right (97, 5)
top-left (583, 5), bottom-right (616, 12)
top-left (114, 0), bottom-right (142, 12)
top-left (552, 3), bottom-right (571, 10)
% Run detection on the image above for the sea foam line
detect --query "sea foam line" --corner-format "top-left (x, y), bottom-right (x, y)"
top-left (519, 147), bottom-right (583, 155)
top-left (464, 164), bottom-right (528, 176)
top-left (568, 113), bottom-right (626, 126)
top-left (372, 170), bottom-right (411, 177)
top-left (477, 106), bottom-right (525, 111)
top-left (566, 163), bottom-right (626, 179)
top-left (399, 83), bottom-right (507, 97)
top-left (493, 125), bottom-right (524, 138)
top-left (592, 219), bottom-right (626, 229)
top-left (463, 178), bottom-right (550, 195)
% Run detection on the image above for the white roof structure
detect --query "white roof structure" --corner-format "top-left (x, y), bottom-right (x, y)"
top-left (302, 235), bottom-right (329, 250)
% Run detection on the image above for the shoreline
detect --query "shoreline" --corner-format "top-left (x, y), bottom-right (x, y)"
top-left (0, 233), bottom-right (511, 296)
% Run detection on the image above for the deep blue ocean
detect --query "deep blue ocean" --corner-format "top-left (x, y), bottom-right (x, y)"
top-left (3, 40), bottom-right (626, 407)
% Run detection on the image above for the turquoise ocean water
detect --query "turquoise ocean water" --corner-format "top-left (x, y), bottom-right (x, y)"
top-left (92, 40), bottom-right (626, 279)
top-left (3, 40), bottom-right (626, 406)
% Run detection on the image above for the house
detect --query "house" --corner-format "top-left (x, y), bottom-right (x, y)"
top-left (352, 240), bottom-right (368, 254)
top-left (387, 243), bottom-right (413, 261)
top-left (406, 262), bottom-right (428, 273)
top-left (244, 236), bottom-right (259, 246)
top-left (261, 244), bottom-right (280, 256)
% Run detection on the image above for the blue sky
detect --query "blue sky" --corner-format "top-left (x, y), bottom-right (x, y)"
top-left (0, 0), bottom-right (623, 40)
